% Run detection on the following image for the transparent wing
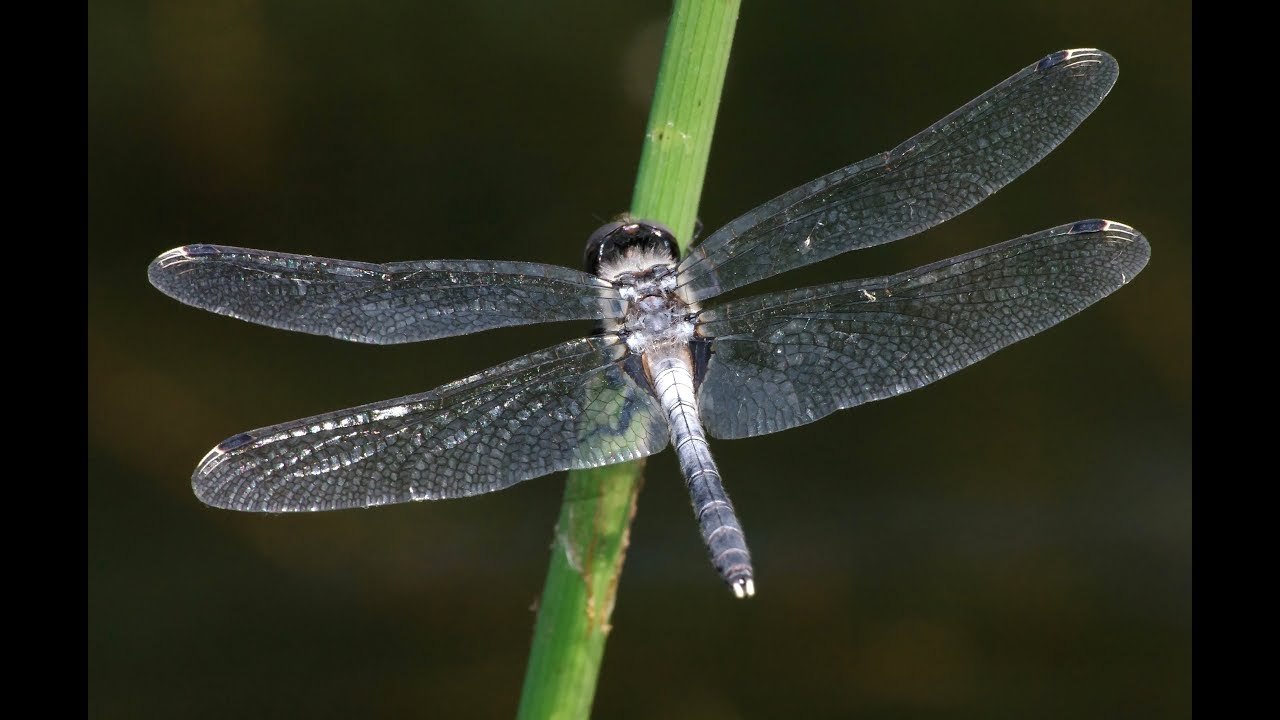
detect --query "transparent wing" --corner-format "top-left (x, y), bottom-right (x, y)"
top-left (193, 336), bottom-right (668, 511)
top-left (677, 49), bottom-right (1119, 303)
top-left (695, 220), bottom-right (1149, 440)
top-left (148, 244), bottom-right (623, 344)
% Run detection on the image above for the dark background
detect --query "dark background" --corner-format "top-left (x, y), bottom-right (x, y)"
top-left (89, 1), bottom-right (1190, 718)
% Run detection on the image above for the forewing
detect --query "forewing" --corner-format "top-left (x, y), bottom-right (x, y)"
top-left (696, 221), bottom-right (1149, 440)
top-left (193, 336), bottom-right (668, 511)
top-left (148, 244), bottom-right (623, 344)
top-left (677, 49), bottom-right (1119, 302)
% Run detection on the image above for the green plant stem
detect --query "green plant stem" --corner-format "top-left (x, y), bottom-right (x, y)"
top-left (516, 2), bottom-right (741, 718)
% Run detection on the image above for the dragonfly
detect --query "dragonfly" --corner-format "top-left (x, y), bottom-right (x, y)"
top-left (149, 49), bottom-right (1149, 598)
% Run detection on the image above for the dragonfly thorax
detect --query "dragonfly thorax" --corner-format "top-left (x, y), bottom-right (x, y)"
top-left (605, 264), bottom-right (697, 354)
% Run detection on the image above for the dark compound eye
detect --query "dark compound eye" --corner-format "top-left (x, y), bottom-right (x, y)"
top-left (583, 220), bottom-right (680, 275)
top-left (583, 221), bottom-right (627, 274)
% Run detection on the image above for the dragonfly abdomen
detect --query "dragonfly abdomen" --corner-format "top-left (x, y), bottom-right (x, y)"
top-left (646, 346), bottom-right (755, 598)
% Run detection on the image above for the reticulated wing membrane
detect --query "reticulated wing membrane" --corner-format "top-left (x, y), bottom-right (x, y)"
top-left (193, 336), bottom-right (668, 511)
top-left (677, 49), bottom-right (1119, 303)
top-left (695, 221), bottom-right (1149, 440)
top-left (148, 245), bottom-right (623, 344)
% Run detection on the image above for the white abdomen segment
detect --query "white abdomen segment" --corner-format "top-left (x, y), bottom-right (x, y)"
top-left (647, 346), bottom-right (755, 598)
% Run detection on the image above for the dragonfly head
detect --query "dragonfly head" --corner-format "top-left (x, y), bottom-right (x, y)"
top-left (584, 219), bottom-right (680, 279)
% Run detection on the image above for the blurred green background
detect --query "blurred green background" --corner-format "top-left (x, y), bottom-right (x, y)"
top-left (88, 1), bottom-right (1190, 718)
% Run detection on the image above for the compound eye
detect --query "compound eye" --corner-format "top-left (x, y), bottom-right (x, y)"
top-left (635, 222), bottom-right (680, 264)
top-left (583, 221), bottom-right (627, 274)
top-left (642, 220), bottom-right (676, 240)
top-left (583, 218), bottom-right (683, 275)
top-left (587, 221), bottom-right (627, 248)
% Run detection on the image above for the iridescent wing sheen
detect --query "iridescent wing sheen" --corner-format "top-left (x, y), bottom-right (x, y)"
top-left (677, 49), bottom-right (1119, 303)
top-left (193, 336), bottom-right (668, 512)
top-left (148, 244), bottom-right (622, 344)
top-left (695, 220), bottom-right (1149, 440)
